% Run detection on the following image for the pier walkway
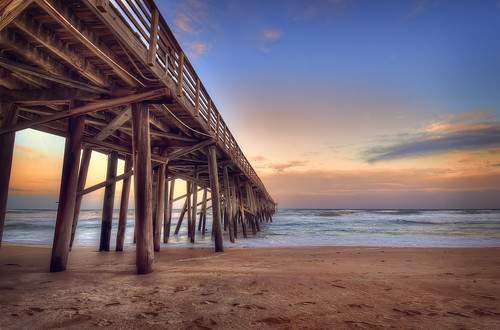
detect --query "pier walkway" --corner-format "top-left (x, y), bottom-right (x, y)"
top-left (0, 0), bottom-right (276, 274)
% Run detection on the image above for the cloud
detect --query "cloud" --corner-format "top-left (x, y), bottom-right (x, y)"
top-left (254, 159), bottom-right (308, 172)
top-left (363, 110), bottom-right (500, 163)
top-left (296, 0), bottom-right (348, 21)
top-left (250, 155), bottom-right (269, 162)
top-left (174, 13), bottom-right (195, 34)
top-left (262, 29), bottom-right (284, 42)
top-left (186, 41), bottom-right (211, 58)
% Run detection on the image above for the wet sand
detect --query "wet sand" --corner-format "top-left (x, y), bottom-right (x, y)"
top-left (1, 244), bottom-right (499, 329)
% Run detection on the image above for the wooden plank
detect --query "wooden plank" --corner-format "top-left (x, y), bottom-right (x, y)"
top-left (36, 0), bottom-right (142, 87)
top-left (190, 181), bottom-right (198, 243)
top-left (0, 103), bottom-right (18, 248)
top-left (0, 0), bottom-right (33, 31)
top-left (207, 145), bottom-right (223, 252)
top-left (99, 151), bottom-right (118, 252)
top-left (116, 154), bottom-right (132, 251)
top-left (50, 114), bottom-right (85, 272)
top-left (0, 88), bottom-right (169, 135)
top-left (70, 146), bottom-right (92, 249)
top-left (147, 7), bottom-right (159, 66)
top-left (12, 11), bottom-right (111, 87)
top-left (78, 170), bottom-right (133, 196)
top-left (93, 106), bottom-right (132, 140)
top-left (194, 78), bottom-right (200, 117)
top-left (0, 88), bottom-right (102, 103)
top-left (168, 139), bottom-right (213, 161)
top-left (0, 56), bottom-right (108, 94)
top-left (154, 148), bottom-right (166, 251)
top-left (131, 101), bottom-right (154, 274)
top-left (176, 52), bottom-right (185, 96)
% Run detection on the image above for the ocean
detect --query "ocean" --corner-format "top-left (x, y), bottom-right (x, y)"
top-left (3, 209), bottom-right (500, 248)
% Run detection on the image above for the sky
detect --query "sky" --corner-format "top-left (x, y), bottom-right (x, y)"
top-left (7, 0), bottom-right (500, 209)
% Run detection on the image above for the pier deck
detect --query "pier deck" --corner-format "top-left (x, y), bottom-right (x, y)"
top-left (0, 0), bottom-right (275, 274)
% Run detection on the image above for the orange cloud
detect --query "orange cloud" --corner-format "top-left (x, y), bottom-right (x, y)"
top-left (186, 41), bottom-right (211, 58)
top-left (262, 29), bottom-right (284, 42)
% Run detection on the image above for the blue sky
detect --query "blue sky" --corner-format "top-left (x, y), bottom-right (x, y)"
top-left (8, 0), bottom-right (500, 209)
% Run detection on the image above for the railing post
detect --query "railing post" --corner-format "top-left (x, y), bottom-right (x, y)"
top-left (206, 98), bottom-right (212, 131)
top-left (194, 78), bottom-right (200, 117)
top-left (176, 52), bottom-right (184, 96)
top-left (147, 8), bottom-right (159, 66)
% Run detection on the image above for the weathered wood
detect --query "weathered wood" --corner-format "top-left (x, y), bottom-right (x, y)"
top-left (77, 171), bottom-right (133, 196)
top-left (177, 52), bottom-right (185, 96)
top-left (186, 181), bottom-right (192, 241)
top-left (93, 106), bottom-right (131, 141)
top-left (12, 11), bottom-right (111, 87)
top-left (198, 188), bottom-right (207, 232)
top-left (207, 145), bottom-right (223, 252)
top-left (0, 103), bottom-right (18, 248)
top-left (99, 151), bottom-right (118, 251)
top-left (168, 139), bottom-right (213, 161)
top-left (131, 102), bottom-right (153, 274)
top-left (147, 7), bottom-right (159, 66)
top-left (163, 178), bottom-right (174, 243)
top-left (246, 183), bottom-right (257, 235)
top-left (191, 181), bottom-right (198, 243)
top-left (70, 146), bottom-right (92, 249)
top-left (154, 148), bottom-right (167, 251)
top-left (0, 88), bottom-right (169, 135)
top-left (116, 154), bottom-right (133, 251)
top-left (0, 0), bottom-right (33, 31)
top-left (50, 114), bottom-right (85, 272)
top-left (223, 166), bottom-right (235, 243)
top-left (230, 177), bottom-right (238, 239)
top-left (36, 0), bottom-right (142, 87)
top-left (0, 88), bottom-right (103, 103)
top-left (234, 175), bottom-right (247, 238)
top-left (174, 198), bottom-right (188, 235)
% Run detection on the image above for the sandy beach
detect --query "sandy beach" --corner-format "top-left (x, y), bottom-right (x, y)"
top-left (1, 245), bottom-right (499, 329)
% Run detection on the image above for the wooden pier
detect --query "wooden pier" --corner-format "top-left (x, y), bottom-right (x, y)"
top-left (0, 0), bottom-right (276, 274)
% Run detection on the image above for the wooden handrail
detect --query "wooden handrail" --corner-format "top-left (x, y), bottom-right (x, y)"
top-left (105, 0), bottom-right (272, 200)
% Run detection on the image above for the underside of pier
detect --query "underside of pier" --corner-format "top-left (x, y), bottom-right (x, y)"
top-left (0, 0), bottom-right (276, 274)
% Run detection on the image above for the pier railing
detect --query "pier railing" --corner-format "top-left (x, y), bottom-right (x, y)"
top-left (100, 0), bottom-right (267, 196)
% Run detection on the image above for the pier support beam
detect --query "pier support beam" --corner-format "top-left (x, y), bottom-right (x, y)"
top-left (154, 149), bottom-right (167, 251)
top-left (0, 103), bottom-right (18, 248)
top-left (99, 151), bottom-right (118, 251)
top-left (70, 146), bottom-right (92, 249)
top-left (132, 102), bottom-right (154, 274)
top-left (223, 166), bottom-right (235, 243)
top-left (163, 179), bottom-right (174, 243)
top-left (116, 154), bottom-right (132, 251)
top-left (50, 114), bottom-right (85, 272)
top-left (207, 145), bottom-right (223, 252)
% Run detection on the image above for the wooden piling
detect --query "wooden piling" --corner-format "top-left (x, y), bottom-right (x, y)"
top-left (99, 151), bottom-right (118, 251)
top-left (50, 114), bottom-right (85, 272)
top-left (223, 166), bottom-right (235, 243)
top-left (70, 147), bottom-right (92, 249)
top-left (207, 145), bottom-right (223, 252)
top-left (154, 149), bottom-right (167, 251)
top-left (186, 181), bottom-right (192, 241)
top-left (0, 103), bottom-right (18, 248)
top-left (163, 179), bottom-right (175, 243)
top-left (191, 181), bottom-right (198, 243)
top-left (131, 102), bottom-right (154, 274)
top-left (116, 154), bottom-right (133, 251)
top-left (230, 177), bottom-right (238, 239)
top-left (234, 175), bottom-right (247, 238)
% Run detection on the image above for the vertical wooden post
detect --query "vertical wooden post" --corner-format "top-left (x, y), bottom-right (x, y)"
top-left (0, 103), bottom-right (18, 248)
top-left (116, 154), bottom-right (133, 251)
top-left (176, 52), bottom-right (185, 96)
top-left (50, 114), bottom-right (85, 272)
top-left (246, 183), bottom-right (257, 235)
top-left (70, 147), bottom-right (92, 249)
top-left (186, 181), bottom-right (192, 241)
top-left (191, 181), bottom-right (198, 243)
top-left (207, 145), bottom-right (223, 252)
top-left (131, 102), bottom-right (154, 274)
top-left (234, 175), bottom-right (247, 238)
top-left (164, 179), bottom-right (175, 243)
top-left (230, 178), bottom-right (238, 239)
top-left (223, 166), bottom-right (235, 243)
top-left (99, 151), bottom-right (118, 251)
top-left (154, 149), bottom-right (167, 251)
top-left (198, 188), bottom-right (207, 231)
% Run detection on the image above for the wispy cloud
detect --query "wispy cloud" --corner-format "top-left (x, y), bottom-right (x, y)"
top-left (259, 28), bottom-right (284, 53)
top-left (185, 41), bottom-right (211, 58)
top-left (296, 0), bottom-right (348, 21)
top-left (253, 158), bottom-right (308, 172)
top-left (363, 110), bottom-right (500, 163)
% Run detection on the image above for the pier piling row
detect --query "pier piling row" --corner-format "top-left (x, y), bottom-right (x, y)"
top-left (0, 0), bottom-right (276, 274)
